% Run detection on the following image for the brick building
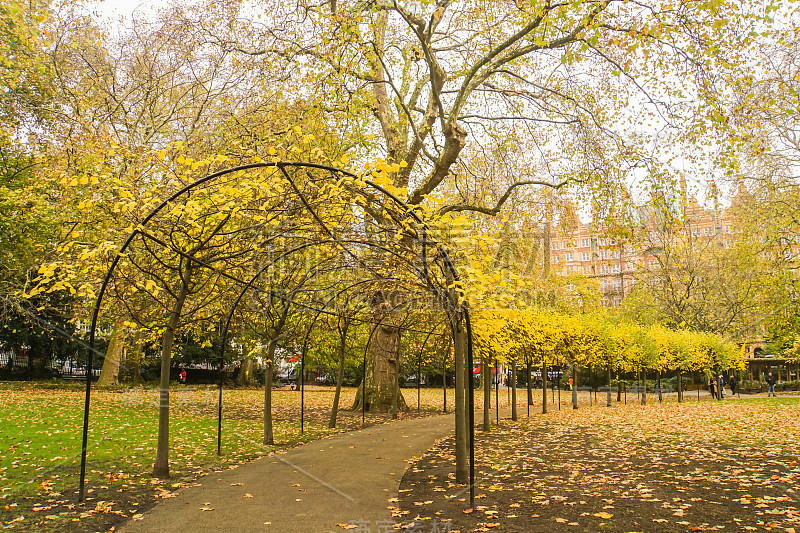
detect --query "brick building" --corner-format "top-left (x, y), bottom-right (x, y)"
top-left (547, 188), bottom-right (737, 307)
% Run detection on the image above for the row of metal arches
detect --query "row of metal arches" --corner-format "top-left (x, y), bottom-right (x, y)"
top-left (77, 162), bottom-right (477, 505)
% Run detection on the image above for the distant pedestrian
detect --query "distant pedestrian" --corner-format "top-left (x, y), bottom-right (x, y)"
top-left (766, 372), bottom-right (776, 397)
top-left (568, 377), bottom-right (574, 391)
top-left (718, 375), bottom-right (725, 399)
top-left (729, 375), bottom-right (738, 395)
top-left (708, 375), bottom-right (717, 399)
top-left (179, 369), bottom-right (187, 385)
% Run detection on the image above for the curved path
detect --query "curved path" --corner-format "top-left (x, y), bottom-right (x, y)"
top-left (120, 414), bottom-right (455, 533)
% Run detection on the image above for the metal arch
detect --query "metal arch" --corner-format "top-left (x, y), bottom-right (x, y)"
top-left (79, 161), bottom-right (476, 507)
top-left (413, 316), bottom-right (451, 412)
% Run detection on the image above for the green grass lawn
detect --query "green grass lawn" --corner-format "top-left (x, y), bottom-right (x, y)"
top-left (0, 383), bottom-right (467, 531)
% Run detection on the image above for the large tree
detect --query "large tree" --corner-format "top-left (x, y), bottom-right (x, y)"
top-left (187, 0), bottom-right (778, 481)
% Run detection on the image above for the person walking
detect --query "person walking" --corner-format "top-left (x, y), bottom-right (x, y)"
top-left (708, 375), bottom-right (717, 399)
top-left (718, 375), bottom-right (725, 399)
top-left (729, 375), bottom-right (738, 396)
top-left (766, 372), bottom-right (777, 397)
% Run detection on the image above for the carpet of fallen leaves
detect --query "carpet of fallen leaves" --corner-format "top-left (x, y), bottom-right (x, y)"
top-left (397, 396), bottom-right (800, 533)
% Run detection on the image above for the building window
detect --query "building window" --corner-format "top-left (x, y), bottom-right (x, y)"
top-left (552, 241), bottom-right (559, 250)
top-left (691, 228), bottom-right (700, 237)
top-left (704, 227), bottom-right (714, 236)
top-left (582, 252), bottom-right (589, 261)
top-left (600, 265), bottom-right (608, 274)
top-left (600, 250), bottom-right (608, 260)
top-left (612, 264), bottom-right (620, 273)
top-left (581, 238), bottom-right (590, 248)
top-left (565, 252), bottom-right (573, 261)
top-left (552, 255), bottom-right (559, 263)
top-left (583, 266), bottom-right (590, 273)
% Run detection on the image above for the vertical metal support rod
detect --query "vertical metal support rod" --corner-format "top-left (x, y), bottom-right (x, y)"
top-left (465, 313), bottom-right (476, 509)
top-left (495, 359), bottom-right (499, 425)
top-left (78, 329), bottom-right (95, 502)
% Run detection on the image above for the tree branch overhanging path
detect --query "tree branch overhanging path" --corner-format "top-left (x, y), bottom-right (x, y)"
top-left (200, 0), bottom-right (760, 218)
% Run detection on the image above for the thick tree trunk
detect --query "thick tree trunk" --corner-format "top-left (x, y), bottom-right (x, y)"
top-left (351, 320), bottom-right (408, 413)
top-left (97, 319), bottom-right (125, 387)
top-left (607, 365), bottom-right (612, 407)
top-left (453, 318), bottom-right (468, 484)
top-left (236, 356), bottom-right (258, 387)
top-left (153, 260), bottom-right (192, 478)
top-left (122, 330), bottom-right (146, 386)
top-left (678, 371), bottom-right (683, 403)
top-left (511, 361), bottom-right (517, 421)
top-left (483, 356), bottom-right (491, 431)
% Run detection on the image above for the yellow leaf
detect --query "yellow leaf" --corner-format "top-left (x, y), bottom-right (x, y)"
top-left (593, 512), bottom-right (614, 519)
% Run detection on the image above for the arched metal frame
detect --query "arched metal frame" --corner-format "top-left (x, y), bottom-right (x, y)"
top-left (79, 162), bottom-right (476, 505)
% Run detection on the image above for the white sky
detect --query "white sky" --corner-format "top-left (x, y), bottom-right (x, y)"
top-left (90, 0), bottom-right (159, 25)
top-left (86, 0), bottom-right (745, 212)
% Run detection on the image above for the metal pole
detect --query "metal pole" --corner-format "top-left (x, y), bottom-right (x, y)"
top-left (495, 359), bottom-right (499, 425)
top-left (557, 359), bottom-right (561, 410)
top-left (418, 350), bottom-right (421, 413)
top-left (217, 343), bottom-right (224, 455)
top-left (465, 313), bottom-right (476, 509)
top-left (526, 354), bottom-right (530, 418)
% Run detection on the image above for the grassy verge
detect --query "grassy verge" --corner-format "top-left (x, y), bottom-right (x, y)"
top-left (0, 383), bottom-right (478, 532)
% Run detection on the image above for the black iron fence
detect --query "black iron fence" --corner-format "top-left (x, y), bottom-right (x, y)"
top-left (0, 350), bottom-right (99, 380)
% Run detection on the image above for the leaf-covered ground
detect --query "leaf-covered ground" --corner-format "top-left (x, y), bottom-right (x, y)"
top-left (1, 383), bottom-right (492, 533)
top-left (397, 396), bottom-right (800, 533)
